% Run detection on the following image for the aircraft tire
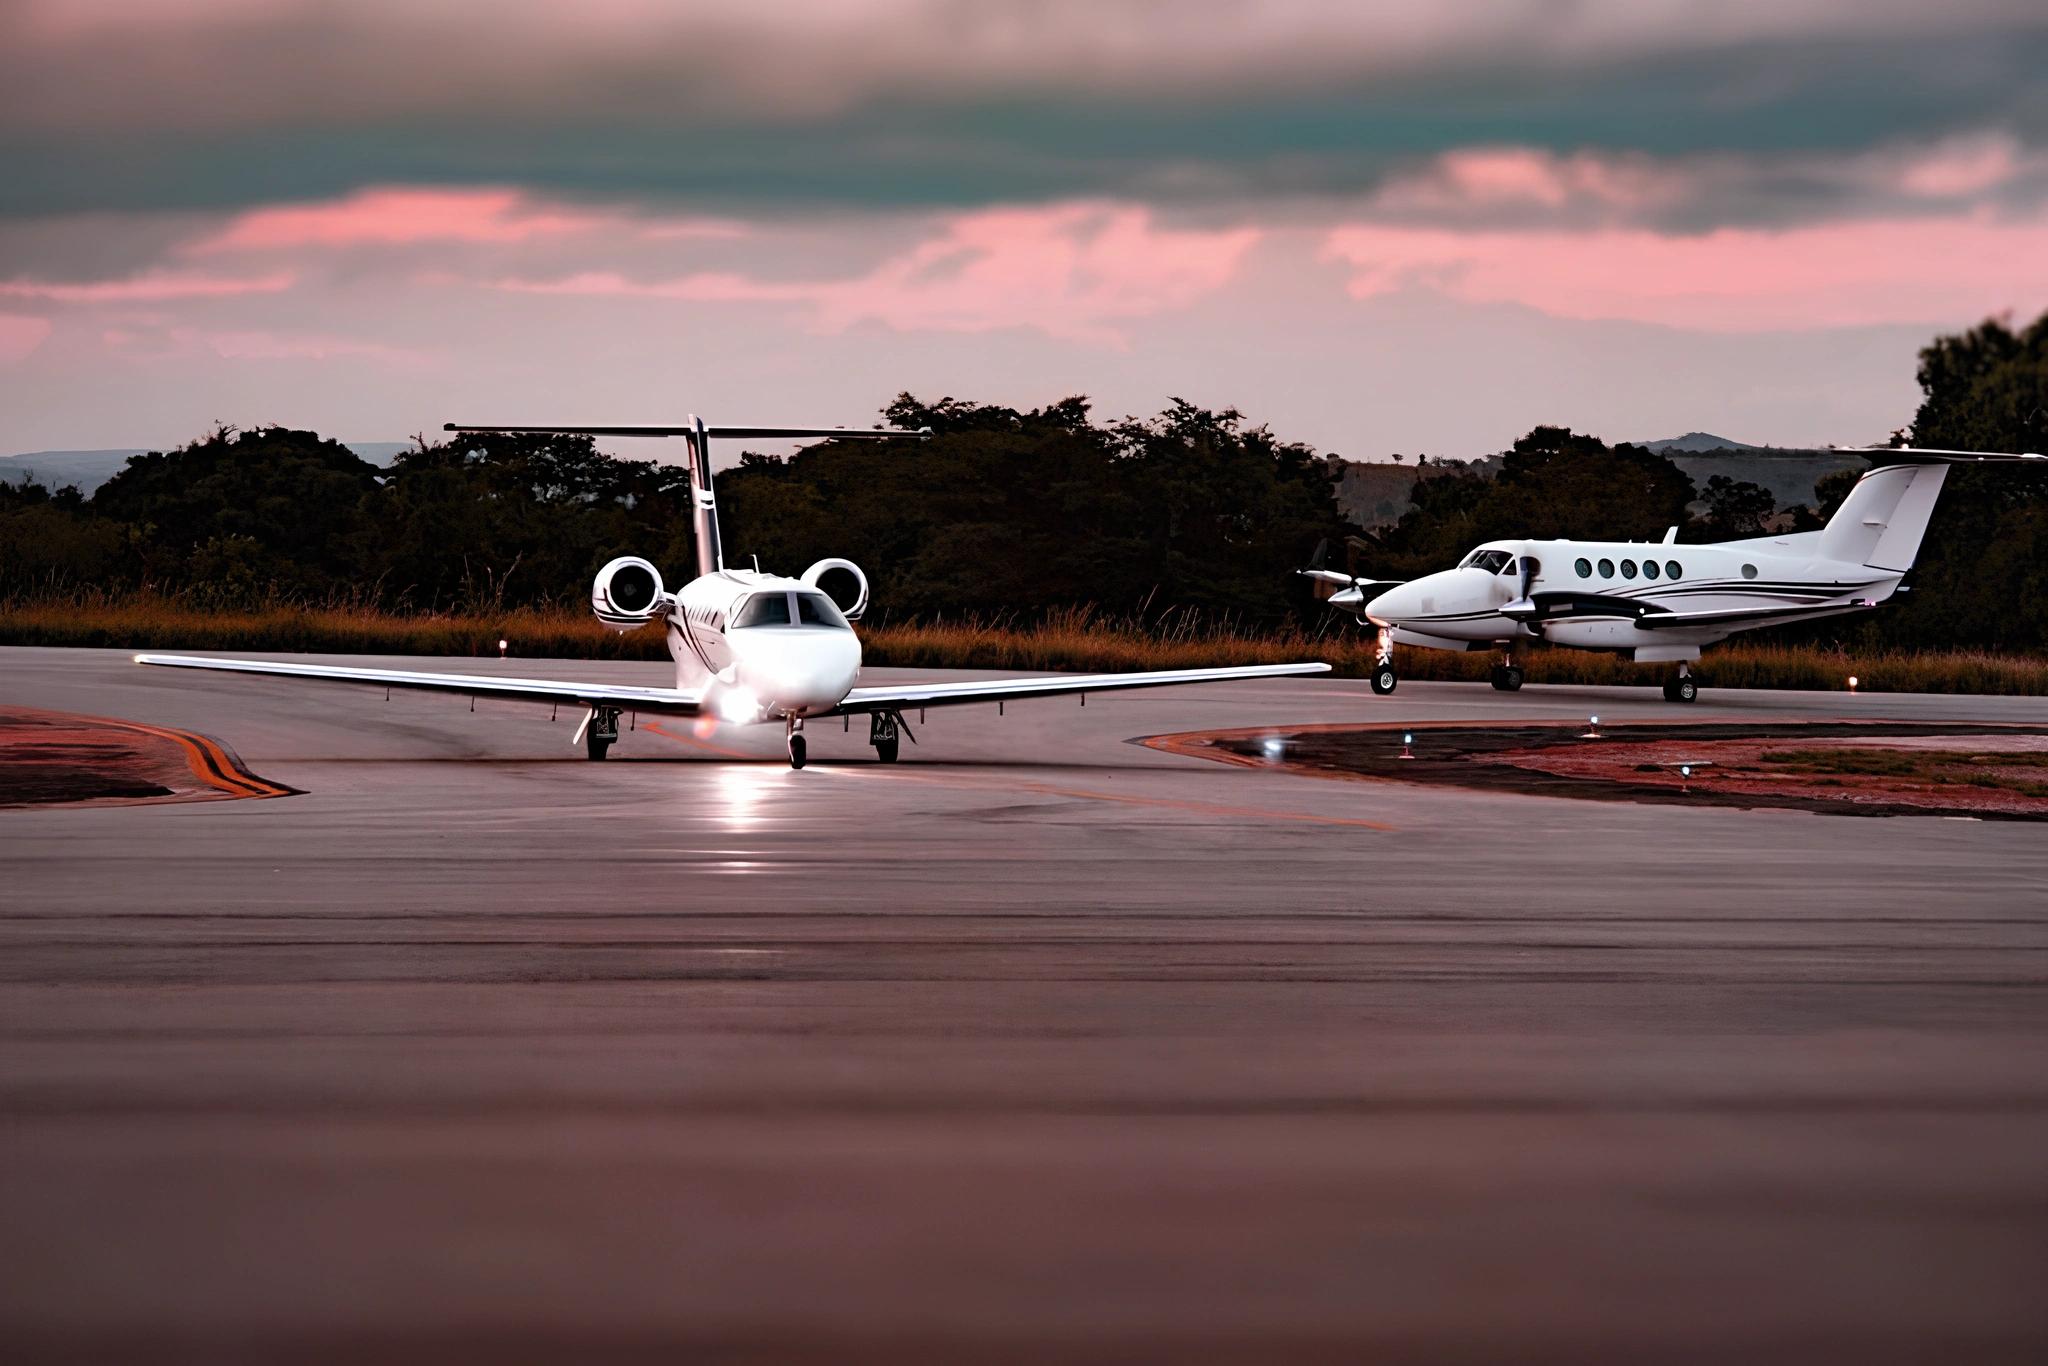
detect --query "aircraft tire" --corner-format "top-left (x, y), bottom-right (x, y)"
top-left (874, 736), bottom-right (900, 763)
top-left (788, 734), bottom-right (808, 769)
top-left (1673, 677), bottom-right (1698, 704)
top-left (1370, 665), bottom-right (1397, 695)
top-left (1489, 665), bottom-right (1523, 692)
top-left (586, 735), bottom-right (612, 761)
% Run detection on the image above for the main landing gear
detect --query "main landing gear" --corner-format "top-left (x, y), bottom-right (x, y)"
top-left (869, 710), bottom-right (914, 763)
top-left (1661, 664), bottom-right (1699, 704)
top-left (785, 717), bottom-right (807, 769)
top-left (1488, 649), bottom-right (1524, 692)
top-left (1369, 628), bottom-right (1398, 695)
top-left (584, 705), bottom-right (622, 761)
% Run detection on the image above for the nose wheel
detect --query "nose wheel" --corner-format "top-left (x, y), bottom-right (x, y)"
top-left (786, 717), bottom-right (807, 769)
top-left (1488, 651), bottom-right (1524, 692)
top-left (1368, 629), bottom-right (1398, 695)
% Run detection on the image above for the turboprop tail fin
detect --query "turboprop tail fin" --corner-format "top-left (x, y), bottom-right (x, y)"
top-left (1815, 447), bottom-right (2045, 572)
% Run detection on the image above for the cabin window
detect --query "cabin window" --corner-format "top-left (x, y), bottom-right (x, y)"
top-left (1620, 559), bottom-right (1638, 579)
top-left (1574, 558), bottom-right (1591, 578)
top-left (731, 592), bottom-right (792, 628)
top-left (796, 593), bottom-right (849, 629)
top-left (1642, 560), bottom-right (1660, 580)
top-left (1665, 561), bottom-right (1682, 580)
top-left (1598, 558), bottom-right (1615, 579)
top-left (1741, 563), bottom-right (1759, 580)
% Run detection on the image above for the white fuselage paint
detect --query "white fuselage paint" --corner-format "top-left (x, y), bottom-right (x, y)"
top-left (1358, 536), bottom-right (1897, 658)
top-left (665, 569), bottom-right (862, 722)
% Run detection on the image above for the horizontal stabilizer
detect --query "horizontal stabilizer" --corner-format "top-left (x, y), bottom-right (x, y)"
top-left (445, 422), bottom-right (929, 442)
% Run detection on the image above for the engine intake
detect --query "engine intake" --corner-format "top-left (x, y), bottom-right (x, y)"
top-left (802, 558), bottom-right (869, 621)
top-left (591, 556), bottom-right (667, 630)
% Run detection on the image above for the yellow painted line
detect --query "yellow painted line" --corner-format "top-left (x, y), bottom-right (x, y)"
top-left (643, 719), bottom-right (765, 762)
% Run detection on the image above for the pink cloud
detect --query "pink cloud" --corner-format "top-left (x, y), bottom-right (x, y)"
top-left (1377, 146), bottom-right (1678, 215)
top-left (495, 204), bottom-right (1259, 346)
top-left (1322, 213), bottom-right (2048, 330)
top-left (0, 313), bottom-right (53, 365)
top-left (189, 186), bottom-right (743, 253)
top-left (1893, 133), bottom-right (2024, 199)
top-left (0, 270), bottom-right (294, 303)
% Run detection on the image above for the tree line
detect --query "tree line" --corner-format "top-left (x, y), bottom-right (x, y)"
top-left (3, 313), bottom-right (2043, 649)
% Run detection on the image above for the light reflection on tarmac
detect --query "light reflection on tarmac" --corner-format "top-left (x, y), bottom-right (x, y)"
top-left (3, 646), bottom-right (2046, 1363)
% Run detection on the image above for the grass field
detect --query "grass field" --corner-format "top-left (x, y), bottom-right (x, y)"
top-left (4, 592), bottom-right (2045, 695)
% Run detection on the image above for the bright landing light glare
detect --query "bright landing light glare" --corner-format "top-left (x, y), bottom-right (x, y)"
top-left (717, 687), bottom-right (760, 724)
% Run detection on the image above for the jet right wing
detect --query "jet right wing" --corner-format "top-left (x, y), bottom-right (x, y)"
top-left (135, 654), bottom-right (704, 714)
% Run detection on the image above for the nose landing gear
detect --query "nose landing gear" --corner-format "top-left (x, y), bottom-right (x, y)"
top-left (1368, 628), bottom-right (1398, 695)
top-left (785, 717), bottom-right (807, 769)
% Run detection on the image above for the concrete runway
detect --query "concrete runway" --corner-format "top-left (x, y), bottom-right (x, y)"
top-left (3, 645), bottom-right (2046, 1362)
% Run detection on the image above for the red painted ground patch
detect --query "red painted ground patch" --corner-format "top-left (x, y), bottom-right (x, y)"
top-left (0, 707), bottom-right (292, 809)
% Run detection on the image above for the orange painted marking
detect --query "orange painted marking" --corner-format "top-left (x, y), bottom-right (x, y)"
top-left (643, 719), bottom-right (766, 762)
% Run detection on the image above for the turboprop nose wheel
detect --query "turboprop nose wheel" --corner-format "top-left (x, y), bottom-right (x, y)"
top-left (1488, 651), bottom-right (1525, 692)
top-left (786, 717), bottom-right (807, 769)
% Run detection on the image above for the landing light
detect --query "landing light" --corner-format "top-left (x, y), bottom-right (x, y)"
top-left (498, 638), bottom-right (509, 659)
top-left (1847, 675), bottom-right (1859, 692)
top-left (1262, 738), bottom-right (1285, 760)
top-left (717, 688), bottom-right (760, 724)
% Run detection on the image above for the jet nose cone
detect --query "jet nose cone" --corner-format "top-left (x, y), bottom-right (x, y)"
top-left (733, 629), bottom-right (861, 716)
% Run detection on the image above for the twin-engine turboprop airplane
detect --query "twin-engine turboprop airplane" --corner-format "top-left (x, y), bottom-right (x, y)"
top-left (1306, 447), bottom-right (2041, 703)
top-left (138, 415), bottom-right (1328, 767)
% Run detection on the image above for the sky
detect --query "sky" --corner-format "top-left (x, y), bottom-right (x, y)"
top-left (2, 1), bottom-right (2046, 461)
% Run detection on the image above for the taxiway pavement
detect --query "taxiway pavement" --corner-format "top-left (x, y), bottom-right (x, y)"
top-left (3, 646), bottom-right (2046, 1362)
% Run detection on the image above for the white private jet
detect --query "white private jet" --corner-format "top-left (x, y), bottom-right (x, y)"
top-left (1305, 447), bottom-right (2041, 703)
top-left (138, 415), bottom-right (1329, 766)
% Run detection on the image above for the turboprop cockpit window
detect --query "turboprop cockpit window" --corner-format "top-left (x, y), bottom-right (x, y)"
top-left (1462, 549), bottom-right (1512, 574)
top-left (796, 593), bottom-right (849, 629)
top-left (732, 593), bottom-right (792, 628)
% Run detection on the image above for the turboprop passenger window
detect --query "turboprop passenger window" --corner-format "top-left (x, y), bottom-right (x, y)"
top-left (1665, 561), bottom-right (1682, 580)
top-left (1598, 559), bottom-right (1615, 578)
top-left (1620, 560), bottom-right (1638, 579)
top-left (1575, 558), bottom-right (1591, 578)
top-left (1742, 563), bottom-right (1759, 580)
top-left (732, 593), bottom-right (792, 628)
top-left (1643, 560), bottom-right (1660, 580)
top-left (796, 593), bottom-right (849, 629)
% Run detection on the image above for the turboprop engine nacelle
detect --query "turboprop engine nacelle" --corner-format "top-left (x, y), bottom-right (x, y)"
top-left (802, 558), bottom-right (869, 621)
top-left (591, 556), bottom-right (667, 631)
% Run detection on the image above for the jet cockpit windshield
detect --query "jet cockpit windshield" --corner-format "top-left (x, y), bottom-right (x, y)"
top-left (731, 591), bottom-right (851, 630)
top-left (1460, 548), bottom-right (1514, 574)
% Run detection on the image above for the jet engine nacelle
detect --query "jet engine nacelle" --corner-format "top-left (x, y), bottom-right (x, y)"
top-left (591, 556), bottom-right (667, 630)
top-left (802, 558), bottom-right (869, 621)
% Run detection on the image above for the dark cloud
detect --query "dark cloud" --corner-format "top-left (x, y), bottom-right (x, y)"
top-left (1, 3), bottom-right (2046, 222)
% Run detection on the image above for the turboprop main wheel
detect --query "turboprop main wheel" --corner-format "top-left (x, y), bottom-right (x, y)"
top-left (874, 736), bottom-right (899, 763)
top-left (787, 734), bottom-right (808, 769)
top-left (1370, 664), bottom-right (1398, 696)
top-left (1663, 676), bottom-right (1699, 704)
top-left (1490, 665), bottom-right (1524, 692)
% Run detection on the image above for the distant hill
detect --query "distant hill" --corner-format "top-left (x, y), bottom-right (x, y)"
top-left (1639, 431), bottom-right (1762, 454)
top-left (1, 441), bottom-right (413, 493)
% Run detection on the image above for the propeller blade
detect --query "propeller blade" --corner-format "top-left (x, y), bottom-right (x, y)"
top-left (1307, 538), bottom-right (1330, 572)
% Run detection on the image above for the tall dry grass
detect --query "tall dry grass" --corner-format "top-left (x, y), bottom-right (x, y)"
top-left (3, 591), bottom-right (2044, 695)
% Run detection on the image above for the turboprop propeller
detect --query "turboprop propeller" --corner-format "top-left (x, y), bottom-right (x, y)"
top-left (1298, 539), bottom-right (1405, 616)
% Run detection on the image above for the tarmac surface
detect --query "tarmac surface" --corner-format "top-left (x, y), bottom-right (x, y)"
top-left (3, 645), bottom-right (2046, 1362)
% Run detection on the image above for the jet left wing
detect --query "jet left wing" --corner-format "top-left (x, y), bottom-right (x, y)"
top-left (831, 662), bottom-right (1330, 714)
top-left (134, 654), bottom-right (704, 714)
